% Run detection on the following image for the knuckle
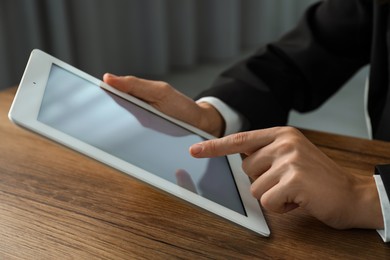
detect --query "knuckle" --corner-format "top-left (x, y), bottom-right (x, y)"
top-left (122, 76), bottom-right (138, 92)
top-left (241, 160), bottom-right (250, 175)
top-left (156, 81), bottom-right (171, 91)
top-left (124, 75), bottom-right (137, 83)
top-left (154, 81), bottom-right (173, 100)
top-left (250, 184), bottom-right (260, 199)
top-left (279, 162), bottom-right (304, 187)
top-left (259, 194), bottom-right (272, 210)
top-left (241, 160), bottom-right (255, 179)
top-left (241, 158), bottom-right (263, 180)
top-left (286, 169), bottom-right (304, 184)
top-left (277, 126), bottom-right (301, 137)
top-left (206, 139), bottom-right (218, 155)
top-left (277, 139), bottom-right (296, 154)
top-left (231, 132), bottom-right (248, 147)
top-left (274, 128), bottom-right (303, 155)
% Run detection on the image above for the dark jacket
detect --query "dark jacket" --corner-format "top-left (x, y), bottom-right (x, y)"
top-left (198, 0), bottom-right (390, 198)
top-left (199, 0), bottom-right (390, 140)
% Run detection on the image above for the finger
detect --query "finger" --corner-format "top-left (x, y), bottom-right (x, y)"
top-left (250, 160), bottom-right (301, 213)
top-left (259, 183), bottom-right (300, 214)
top-left (103, 73), bottom-right (127, 92)
top-left (248, 164), bottom-right (280, 198)
top-left (242, 150), bottom-right (273, 180)
top-left (240, 139), bottom-right (281, 179)
top-left (103, 73), bottom-right (170, 103)
top-left (190, 129), bottom-right (275, 158)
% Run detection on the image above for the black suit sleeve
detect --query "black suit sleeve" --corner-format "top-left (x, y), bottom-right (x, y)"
top-left (197, 0), bottom-right (372, 131)
top-left (376, 165), bottom-right (390, 199)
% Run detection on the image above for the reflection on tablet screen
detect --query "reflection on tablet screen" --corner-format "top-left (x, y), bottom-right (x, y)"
top-left (38, 64), bottom-right (246, 215)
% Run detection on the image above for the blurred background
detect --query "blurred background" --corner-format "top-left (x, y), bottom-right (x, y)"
top-left (0, 0), bottom-right (369, 139)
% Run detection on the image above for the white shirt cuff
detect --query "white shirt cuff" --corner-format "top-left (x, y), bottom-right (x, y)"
top-left (374, 175), bottom-right (390, 242)
top-left (196, 97), bottom-right (247, 136)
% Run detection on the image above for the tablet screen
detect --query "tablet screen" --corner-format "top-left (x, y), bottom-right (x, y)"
top-left (37, 64), bottom-right (246, 215)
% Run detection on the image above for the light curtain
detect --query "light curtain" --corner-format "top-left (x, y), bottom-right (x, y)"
top-left (0, 0), bottom-right (316, 89)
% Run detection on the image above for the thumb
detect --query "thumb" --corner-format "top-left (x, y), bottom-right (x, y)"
top-left (103, 73), bottom-right (168, 103)
top-left (103, 73), bottom-right (127, 92)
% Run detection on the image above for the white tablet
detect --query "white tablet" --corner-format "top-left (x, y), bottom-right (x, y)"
top-left (9, 49), bottom-right (270, 236)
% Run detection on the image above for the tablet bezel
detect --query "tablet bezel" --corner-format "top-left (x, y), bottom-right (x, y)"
top-left (8, 49), bottom-right (270, 237)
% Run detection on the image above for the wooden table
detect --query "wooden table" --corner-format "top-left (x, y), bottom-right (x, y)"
top-left (1, 87), bottom-right (389, 259)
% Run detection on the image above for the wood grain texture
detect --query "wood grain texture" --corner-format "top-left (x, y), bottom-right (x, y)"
top-left (1, 87), bottom-right (390, 259)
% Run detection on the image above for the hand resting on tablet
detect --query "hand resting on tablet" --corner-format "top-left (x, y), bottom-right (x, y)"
top-left (103, 73), bottom-right (225, 138)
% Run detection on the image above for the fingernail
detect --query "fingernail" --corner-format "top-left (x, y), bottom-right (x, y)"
top-left (190, 144), bottom-right (203, 155)
top-left (105, 73), bottom-right (117, 78)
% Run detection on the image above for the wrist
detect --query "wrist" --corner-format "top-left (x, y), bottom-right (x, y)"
top-left (197, 102), bottom-right (225, 137)
top-left (351, 174), bottom-right (384, 229)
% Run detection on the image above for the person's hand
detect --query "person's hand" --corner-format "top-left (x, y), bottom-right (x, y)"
top-left (190, 126), bottom-right (384, 230)
top-left (103, 73), bottom-right (225, 137)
